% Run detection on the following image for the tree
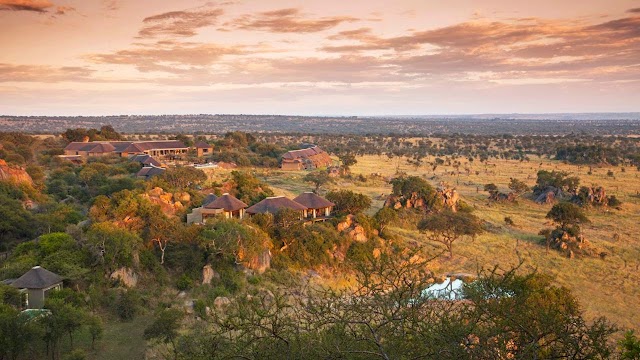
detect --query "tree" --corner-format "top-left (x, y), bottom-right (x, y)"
top-left (484, 183), bottom-right (499, 195)
top-left (374, 207), bottom-right (397, 234)
top-left (157, 166), bottom-right (206, 191)
top-left (144, 309), bottom-right (184, 360)
top-left (338, 153), bottom-right (357, 172)
top-left (546, 202), bottom-right (590, 231)
top-left (418, 210), bottom-right (483, 257)
top-left (533, 170), bottom-right (580, 195)
top-left (202, 220), bottom-right (270, 265)
top-left (172, 253), bottom-right (617, 359)
top-left (462, 267), bottom-right (616, 359)
top-left (86, 222), bottom-right (143, 272)
top-left (0, 304), bottom-right (39, 360)
top-left (619, 331), bottom-right (640, 360)
top-left (274, 208), bottom-right (301, 229)
top-left (326, 190), bottom-right (371, 216)
top-left (391, 176), bottom-right (436, 199)
top-left (508, 178), bottom-right (529, 197)
top-left (87, 315), bottom-right (103, 350)
top-left (230, 171), bottom-right (274, 204)
top-left (303, 171), bottom-right (333, 193)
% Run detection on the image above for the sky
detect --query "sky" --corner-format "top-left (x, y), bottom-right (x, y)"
top-left (0, 0), bottom-right (639, 116)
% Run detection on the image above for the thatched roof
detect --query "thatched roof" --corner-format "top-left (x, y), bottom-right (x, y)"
top-left (246, 196), bottom-right (307, 214)
top-left (204, 193), bottom-right (248, 212)
top-left (11, 266), bottom-right (63, 289)
top-left (202, 193), bottom-right (218, 207)
top-left (136, 166), bottom-right (165, 178)
top-left (130, 154), bottom-right (161, 167)
top-left (293, 192), bottom-right (335, 209)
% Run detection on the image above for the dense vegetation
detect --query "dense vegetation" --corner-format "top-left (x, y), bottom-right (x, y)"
top-left (1, 128), bottom-right (639, 360)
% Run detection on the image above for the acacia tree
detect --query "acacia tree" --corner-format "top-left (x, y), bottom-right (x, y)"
top-left (418, 210), bottom-right (483, 257)
top-left (303, 171), bottom-right (333, 193)
top-left (508, 178), bottom-right (529, 198)
top-left (546, 202), bottom-right (590, 232)
top-left (338, 153), bottom-right (357, 173)
top-left (374, 207), bottom-right (397, 234)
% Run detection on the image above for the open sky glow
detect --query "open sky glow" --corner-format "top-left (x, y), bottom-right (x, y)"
top-left (1, 0), bottom-right (639, 115)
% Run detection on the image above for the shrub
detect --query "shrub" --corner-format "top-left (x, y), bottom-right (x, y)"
top-left (115, 290), bottom-right (141, 321)
top-left (176, 274), bottom-right (194, 291)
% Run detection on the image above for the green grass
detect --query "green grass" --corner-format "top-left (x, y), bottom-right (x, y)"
top-left (80, 315), bottom-right (152, 360)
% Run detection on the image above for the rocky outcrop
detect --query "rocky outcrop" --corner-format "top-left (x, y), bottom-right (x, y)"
top-left (213, 296), bottom-right (231, 311)
top-left (110, 267), bottom-right (138, 287)
top-left (582, 186), bottom-right (607, 205)
top-left (534, 187), bottom-right (566, 204)
top-left (383, 187), bottom-right (460, 212)
top-left (337, 214), bottom-right (368, 242)
top-left (243, 249), bottom-right (271, 274)
top-left (541, 229), bottom-right (600, 258)
top-left (439, 188), bottom-right (460, 212)
top-left (141, 187), bottom-right (190, 216)
top-left (202, 264), bottom-right (220, 285)
top-left (488, 192), bottom-right (516, 202)
top-left (0, 159), bottom-right (33, 185)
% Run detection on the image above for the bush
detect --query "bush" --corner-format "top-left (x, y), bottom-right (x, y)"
top-left (176, 274), bottom-right (194, 291)
top-left (608, 195), bottom-right (622, 208)
top-left (504, 216), bottom-right (515, 226)
top-left (115, 290), bottom-right (141, 321)
top-left (62, 349), bottom-right (87, 360)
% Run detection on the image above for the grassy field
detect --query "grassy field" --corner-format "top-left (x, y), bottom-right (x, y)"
top-left (264, 155), bottom-right (640, 330)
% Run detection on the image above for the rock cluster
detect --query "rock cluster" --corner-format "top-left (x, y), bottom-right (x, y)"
top-left (110, 267), bottom-right (138, 287)
top-left (542, 230), bottom-right (598, 258)
top-left (0, 159), bottom-right (33, 185)
top-left (141, 187), bottom-right (191, 216)
top-left (383, 187), bottom-right (460, 212)
top-left (534, 187), bottom-right (565, 204)
top-left (337, 214), bottom-right (368, 242)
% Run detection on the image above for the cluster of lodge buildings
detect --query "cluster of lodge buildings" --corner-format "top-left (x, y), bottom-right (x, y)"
top-left (280, 145), bottom-right (333, 171)
top-left (187, 192), bottom-right (335, 224)
top-left (61, 139), bottom-right (217, 179)
top-left (62, 140), bottom-right (213, 161)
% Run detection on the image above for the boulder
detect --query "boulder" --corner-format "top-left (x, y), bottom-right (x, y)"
top-left (202, 264), bottom-right (220, 285)
top-left (535, 191), bottom-right (555, 204)
top-left (244, 249), bottom-right (271, 274)
top-left (174, 192), bottom-right (191, 203)
top-left (338, 215), bottom-right (369, 242)
top-left (148, 187), bottom-right (164, 197)
top-left (110, 267), bottom-right (138, 288)
top-left (184, 299), bottom-right (194, 314)
top-left (159, 193), bottom-right (173, 203)
top-left (213, 296), bottom-right (231, 311)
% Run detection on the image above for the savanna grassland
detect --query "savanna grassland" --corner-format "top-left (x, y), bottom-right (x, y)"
top-left (263, 154), bottom-right (640, 330)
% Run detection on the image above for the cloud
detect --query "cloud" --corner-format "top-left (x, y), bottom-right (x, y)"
top-left (54, 5), bottom-right (74, 15)
top-left (627, 8), bottom-right (640, 14)
top-left (89, 42), bottom-right (246, 73)
top-left (228, 8), bottom-right (359, 33)
top-left (103, 0), bottom-right (118, 11)
top-left (319, 12), bottom-right (640, 84)
top-left (0, 63), bottom-right (94, 82)
top-left (138, 6), bottom-right (224, 38)
top-left (0, 0), bottom-right (52, 12)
